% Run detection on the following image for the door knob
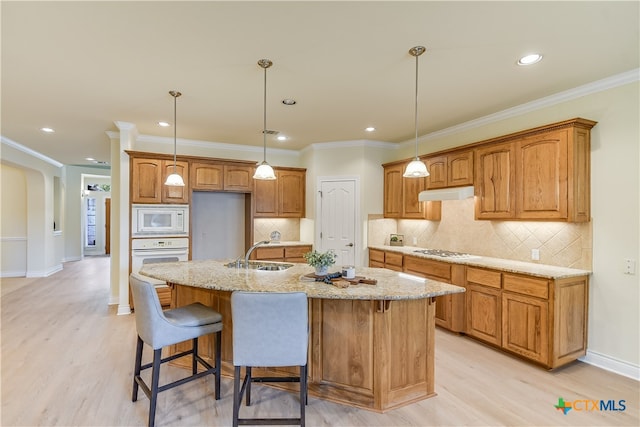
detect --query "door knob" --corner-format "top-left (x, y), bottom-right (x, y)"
top-left (346, 243), bottom-right (354, 247)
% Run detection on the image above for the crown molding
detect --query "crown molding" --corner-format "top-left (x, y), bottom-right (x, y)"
top-left (1, 136), bottom-right (64, 168)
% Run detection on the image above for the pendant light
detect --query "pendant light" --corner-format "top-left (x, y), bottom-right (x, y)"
top-left (164, 90), bottom-right (185, 186)
top-left (403, 46), bottom-right (430, 178)
top-left (253, 59), bottom-right (277, 180)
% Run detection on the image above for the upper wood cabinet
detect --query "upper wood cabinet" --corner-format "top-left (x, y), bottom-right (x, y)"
top-left (191, 162), bottom-right (253, 192)
top-left (474, 142), bottom-right (516, 219)
top-left (131, 158), bottom-right (189, 204)
top-left (383, 161), bottom-right (441, 220)
top-left (425, 149), bottom-right (474, 189)
top-left (475, 119), bottom-right (595, 222)
top-left (254, 167), bottom-right (306, 218)
top-left (383, 164), bottom-right (403, 218)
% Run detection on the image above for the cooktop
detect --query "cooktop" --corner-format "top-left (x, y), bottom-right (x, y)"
top-left (413, 249), bottom-right (479, 259)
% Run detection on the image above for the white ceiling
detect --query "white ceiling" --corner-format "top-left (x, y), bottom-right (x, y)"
top-left (2, 1), bottom-right (638, 167)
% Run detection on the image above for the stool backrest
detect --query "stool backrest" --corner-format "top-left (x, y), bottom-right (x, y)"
top-left (231, 291), bottom-right (308, 367)
top-left (130, 273), bottom-right (166, 347)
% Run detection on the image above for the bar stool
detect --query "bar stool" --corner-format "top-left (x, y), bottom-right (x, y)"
top-left (231, 291), bottom-right (309, 427)
top-left (129, 273), bottom-right (223, 427)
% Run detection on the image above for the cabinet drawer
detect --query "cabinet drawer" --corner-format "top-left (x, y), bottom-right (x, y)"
top-left (503, 274), bottom-right (549, 299)
top-left (466, 267), bottom-right (502, 289)
top-left (284, 245), bottom-right (312, 259)
top-left (369, 249), bottom-right (385, 263)
top-left (385, 252), bottom-right (403, 268)
top-left (253, 246), bottom-right (285, 260)
top-left (404, 256), bottom-right (452, 282)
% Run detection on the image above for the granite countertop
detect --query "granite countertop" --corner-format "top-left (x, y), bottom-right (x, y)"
top-left (139, 260), bottom-right (464, 301)
top-left (260, 241), bottom-right (313, 247)
top-left (369, 245), bottom-right (591, 279)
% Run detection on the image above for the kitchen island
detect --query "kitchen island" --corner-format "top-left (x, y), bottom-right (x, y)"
top-left (139, 260), bottom-right (465, 412)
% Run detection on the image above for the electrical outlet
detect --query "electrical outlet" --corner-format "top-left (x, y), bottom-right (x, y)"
top-left (531, 248), bottom-right (540, 261)
top-left (412, 236), bottom-right (418, 245)
top-left (624, 258), bottom-right (636, 275)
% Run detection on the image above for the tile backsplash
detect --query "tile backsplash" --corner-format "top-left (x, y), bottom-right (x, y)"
top-left (368, 198), bottom-right (592, 270)
top-left (254, 218), bottom-right (301, 242)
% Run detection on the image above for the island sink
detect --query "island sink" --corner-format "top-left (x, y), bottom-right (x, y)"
top-left (225, 260), bottom-right (294, 271)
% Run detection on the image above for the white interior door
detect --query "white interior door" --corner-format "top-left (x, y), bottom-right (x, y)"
top-left (318, 178), bottom-right (357, 267)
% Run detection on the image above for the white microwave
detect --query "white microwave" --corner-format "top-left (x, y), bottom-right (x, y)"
top-left (131, 204), bottom-right (189, 237)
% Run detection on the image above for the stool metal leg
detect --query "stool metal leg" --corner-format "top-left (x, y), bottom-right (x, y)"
top-left (132, 336), bottom-right (144, 402)
top-left (232, 366), bottom-right (242, 427)
top-left (192, 338), bottom-right (198, 375)
top-left (148, 348), bottom-right (162, 427)
top-left (245, 366), bottom-right (252, 406)
top-left (300, 365), bottom-right (307, 427)
top-left (215, 331), bottom-right (222, 399)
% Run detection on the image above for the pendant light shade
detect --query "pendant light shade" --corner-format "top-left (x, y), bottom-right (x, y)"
top-left (403, 46), bottom-right (430, 178)
top-left (164, 90), bottom-right (185, 186)
top-left (253, 59), bottom-right (277, 180)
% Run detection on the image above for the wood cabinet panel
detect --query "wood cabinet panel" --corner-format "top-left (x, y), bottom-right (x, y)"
top-left (161, 161), bottom-right (190, 203)
top-left (369, 249), bottom-right (385, 264)
top-left (278, 170), bottom-right (305, 217)
top-left (403, 256), bottom-right (452, 282)
top-left (252, 246), bottom-right (284, 260)
top-left (384, 252), bottom-right (403, 271)
top-left (284, 245), bottom-right (311, 262)
top-left (190, 162), bottom-right (223, 191)
top-left (553, 276), bottom-right (588, 365)
top-left (402, 176), bottom-right (427, 219)
top-left (466, 267), bottom-right (502, 289)
top-left (383, 164), bottom-right (403, 218)
top-left (131, 158), bottom-right (163, 203)
top-left (425, 150), bottom-right (473, 189)
top-left (503, 273), bottom-right (548, 299)
top-left (223, 165), bottom-right (252, 192)
top-left (516, 130), bottom-right (568, 219)
top-left (474, 142), bottom-right (516, 219)
top-left (502, 292), bottom-right (549, 364)
top-left (466, 283), bottom-right (502, 346)
top-left (254, 168), bottom-right (306, 218)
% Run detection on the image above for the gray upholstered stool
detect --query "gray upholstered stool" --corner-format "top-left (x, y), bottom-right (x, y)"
top-left (231, 291), bottom-right (309, 427)
top-left (130, 273), bottom-right (223, 427)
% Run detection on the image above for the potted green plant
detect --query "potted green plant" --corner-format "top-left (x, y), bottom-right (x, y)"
top-left (303, 249), bottom-right (337, 276)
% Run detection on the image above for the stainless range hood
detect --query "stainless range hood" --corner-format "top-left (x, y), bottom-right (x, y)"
top-left (418, 185), bottom-right (475, 201)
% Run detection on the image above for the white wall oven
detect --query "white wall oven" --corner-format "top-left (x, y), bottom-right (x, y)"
top-left (131, 204), bottom-right (189, 238)
top-left (131, 237), bottom-right (189, 306)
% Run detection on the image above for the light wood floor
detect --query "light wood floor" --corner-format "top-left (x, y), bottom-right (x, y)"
top-left (1, 256), bottom-right (638, 426)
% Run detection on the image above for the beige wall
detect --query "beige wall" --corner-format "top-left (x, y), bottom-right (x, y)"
top-left (0, 164), bottom-right (28, 275)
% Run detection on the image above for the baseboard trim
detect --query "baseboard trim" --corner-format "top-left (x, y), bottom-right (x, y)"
top-left (25, 263), bottom-right (63, 278)
top-left (580, 350), bottom-right (640, 381)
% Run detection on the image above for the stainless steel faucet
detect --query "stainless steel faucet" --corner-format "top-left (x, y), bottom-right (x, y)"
top-left (244, 240), bottom-right (270, 266)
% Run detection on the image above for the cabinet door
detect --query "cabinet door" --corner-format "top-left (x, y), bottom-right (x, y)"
top-left (279, 170), bottom-right (305, 217)
top-left (369, 248), bottom-right (385, 268)
top-left (131, 158), bottom-right (162, 203)
top-left (284, 245), bottom-right (312, 263)
top-left (516, 130), bottom-right (568, 219)
top-left (402, 175), bottom-right (427, 219)
top-left (384, 251), bottom-right (403, 272)
top-left (475, 142), bottom-right (516, 219)
top-left (383, 164), bottom-right (403, 218)
top-left (502, 292), bottom-right (548, 365)
top-left (425, 156), bottom-right (447, 189)
top-left (224, 165), bottom-right (253, 192)
top-left (448, 150), bottom-right (474, 187)
top-left (466, 284), bottom-right (502, 346)
top-left (162, 160), bottom-right (189, 203)
top-left (253, 178), bottom-right (278, 217)
top-left (252, 246), bottom-right (285, 261)
top-left (191, 162), bottom-right (224, 191)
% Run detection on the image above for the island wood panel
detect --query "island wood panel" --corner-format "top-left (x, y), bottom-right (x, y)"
top-left (169, 284), bottom-right (439, 412)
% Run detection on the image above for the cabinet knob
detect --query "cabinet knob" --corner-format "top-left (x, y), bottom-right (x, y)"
top-left (346, 243), bottom-right (354, 247)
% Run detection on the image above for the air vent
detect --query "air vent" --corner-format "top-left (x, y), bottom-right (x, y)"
top-left (262, 129), bottom-right (279, 135)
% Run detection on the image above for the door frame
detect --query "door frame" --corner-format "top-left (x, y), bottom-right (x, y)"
top-left (315, 175), bottom-right (361, 267)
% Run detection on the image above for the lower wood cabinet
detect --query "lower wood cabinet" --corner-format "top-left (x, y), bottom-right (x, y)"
top-left (369, 248), bottom-right (589, 369)
top-left (252, 244), bottom-right (312, 263)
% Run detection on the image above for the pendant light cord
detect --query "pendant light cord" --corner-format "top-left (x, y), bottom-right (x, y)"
top-left (414, 51), bottom-right (419, 160)
top-left (173, 92), bottom-right (177, 173)
top-left (263, 64), bottom-right (267, 163)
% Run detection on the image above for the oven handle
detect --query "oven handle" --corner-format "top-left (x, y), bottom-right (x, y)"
top-left (131, 249), bottom-right (188, 257)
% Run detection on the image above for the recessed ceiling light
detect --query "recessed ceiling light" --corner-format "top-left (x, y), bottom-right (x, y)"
top-left (517, 53), bottom-right (543, 66)
top-left (277, 135), bottom-right (287, 141)
top-left (85, 157), bottom-right (95, 161)
top-left (158, 121), bottom-right (170, 127)
top-left (365, 127), bottom-right (376, 132)
top-left (282, 99), bottom-right (296, 105)
top-left (41, 127), bottom-right (55, 133)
